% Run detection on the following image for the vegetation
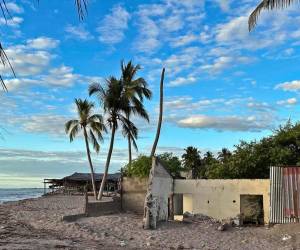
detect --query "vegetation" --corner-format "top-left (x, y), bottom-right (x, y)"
top-left (182, 146), bottom-right (202, 178)
top-left (249, 0), bottom-right (296, 31)
top-left (123, 121), bottom-right (300, 179)
top-left (65, 98), bottom-right (106, 199)
top-left (123, 152), bottom-right (182, 178)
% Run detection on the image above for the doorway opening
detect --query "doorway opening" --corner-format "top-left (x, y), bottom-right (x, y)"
top-left (240, 195), bottom-right (264, 225)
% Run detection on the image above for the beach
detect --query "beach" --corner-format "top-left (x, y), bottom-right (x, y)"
top-left (0, 195), bottom-right (299, 249)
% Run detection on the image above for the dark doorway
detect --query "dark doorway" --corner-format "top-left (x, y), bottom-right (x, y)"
top-left (240, 195), bottom-right (264, 225)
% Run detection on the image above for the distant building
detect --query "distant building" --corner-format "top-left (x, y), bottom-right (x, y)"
top-left (44, 172), bottom-right (121, 194)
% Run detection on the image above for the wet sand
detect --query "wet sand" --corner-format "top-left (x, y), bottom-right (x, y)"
top-left (1, 195), bottom-right (300, 249)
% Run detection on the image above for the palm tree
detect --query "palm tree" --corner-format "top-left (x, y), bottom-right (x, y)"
top-left (249, 0), bottom-right (296, 31)
top-left (89, 77), bottom-right (139, 200)
top-left (217, 148), bottom-right (232, 163)
top-left (182, 146), bottom-right (202, 178)
top-left (65, 98), bottom-right (106, 199)
top-left (121, 60), bottom-right (152, 165)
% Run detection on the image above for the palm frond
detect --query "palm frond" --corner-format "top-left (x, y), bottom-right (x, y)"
top-left (75, 0), bottom-right (88, 20)
top-left (65, 119), bottom-right (79, 134)
top-left (120, 114), bottom-right (138, 151)
top-left (69, 123), bottom-right (81, 142)
top-left (89, 130), bottom-right (100, 153)
top-left (249, 0), bottom-right (299, 31)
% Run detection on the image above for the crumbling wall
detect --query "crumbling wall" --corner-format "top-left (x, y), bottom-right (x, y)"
top-left (143, 157), bottom-right (173, 229)
top-left (174, 179), bottom-right (270, 224)
top-left (122, 177), bottom-right (148, 214)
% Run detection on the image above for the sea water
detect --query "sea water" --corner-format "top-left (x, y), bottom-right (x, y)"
top-left (0, 188), bottom-right (45, 204)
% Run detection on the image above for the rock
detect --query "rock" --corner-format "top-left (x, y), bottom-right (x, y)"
top-left (120, 240), bottom-right (126, 247)
top-left (282, 234), bottom-right (292, 241)
top-left (217, 223), bottom-right (229, 231)
top-left (146, 242), bottom-right (151, 247)
top-left (183, 211), bottom-right (193, 218)
top-left (177, 244), bottom-right (184, 249)
top-left (147, 236), bottom-right (155, 240)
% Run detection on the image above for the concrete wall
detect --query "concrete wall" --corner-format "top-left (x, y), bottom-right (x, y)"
top-left (174, 179), bottom-right (270, 223)
top-left (148, 158), bottom-right (173, 221)
top-left (122, 177), bottom-right (148, 214)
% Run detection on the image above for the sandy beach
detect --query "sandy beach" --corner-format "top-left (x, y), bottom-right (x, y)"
top-left (0, 195), bottom-right (300, 249)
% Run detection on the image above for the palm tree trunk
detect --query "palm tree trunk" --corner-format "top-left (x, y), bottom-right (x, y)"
top-left (83, 127), bottom-right (97, 199)
top-left (128, 135), bottom-right (132, 164)
top-left (150, 68), bottom-right (165, 158)
top-left (98, 123), bottom-right (116, 200)
top-left (127, 113), bottom-right (132, 165)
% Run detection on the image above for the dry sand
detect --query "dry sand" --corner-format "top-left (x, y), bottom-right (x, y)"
top-left (1, 195), bottom-right (300, 249)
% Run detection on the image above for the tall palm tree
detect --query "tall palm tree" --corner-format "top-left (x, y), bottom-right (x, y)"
top-left (89, 77), bottom-right (138, 200)
top-left (249, 0), bottom-right (296, 31)
top-left (65, 98), bottom-right (106, 199)
top-left (121, 60), bottom-right (152, 165)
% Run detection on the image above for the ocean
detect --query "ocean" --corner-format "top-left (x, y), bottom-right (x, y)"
top-left (0, 188), bottom-right (45, 204)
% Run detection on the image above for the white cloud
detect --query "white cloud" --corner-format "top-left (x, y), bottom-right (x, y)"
top-left (7, 114), bottom-right (68, 136)
top-left (216, 16), bottom-right (248, 44)
top-left (169, 76), bottom-right (197, 87)
top-left (0, 16), bottom-right (23, 27)
top-left (277, 98), bottom-right (297, 106)
top-left (6, 2), bottom-right (23, 13)
top-left (0, 46), bottom-right (52, 76)
top-left (26, 37), bottom-right (59, 49)
top-left (176, 114), bottom-right (271, 131)
top-left (214, 0), bottom-right (231, 12)
top-left (170, 34), bottom-right (197, 48)
top-left (65, 25), bottom-right (94, 41)
top-left (97, 5), bottom-right (130, 45)
top-left (134, 16), bottom-right (160, 53)
top-left (42, 66), bottom-right (79, 87)
top-left (160, 15), bottom-right (183, 32)
top-left (275, 80), bottom-right (300, 91)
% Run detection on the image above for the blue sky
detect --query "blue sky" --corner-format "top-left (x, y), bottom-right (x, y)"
top-left (1, 0), bottom-right (300, 187)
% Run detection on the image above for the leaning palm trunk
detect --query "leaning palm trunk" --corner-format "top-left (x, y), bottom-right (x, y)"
top-left (127, 113), bottom-right (132, 165)
top-left (98, 124), bottom-right (116, 200)
top-left (128, 135), bottom-right (132, 164)
top-left (150, 68), bottom-right (165, 158)
top-left (83, 127), bottom-right (97, 199)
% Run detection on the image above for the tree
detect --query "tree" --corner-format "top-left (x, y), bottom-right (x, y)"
top-left (181, 146), bottom-right (202, 178)
top-left (89, 77), bottom-right (139, 200)
top-left (150, 68), bottom-right (165, 158)
top-left (217, 148), bottom-right (232, 163)
top-left (121, 60), bottom-right (152, 165)
top-left (65, 98), bottom-right (106, 199)
top-left (158, 152), bottom-right (183, 177)
top-left (123, 155), bottom-right (152, 178)
top-left (249, 0), bottom-right (296, 31)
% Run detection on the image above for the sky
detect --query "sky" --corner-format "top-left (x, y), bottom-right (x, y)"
top-left (1, 0), bottom-right (300, 187)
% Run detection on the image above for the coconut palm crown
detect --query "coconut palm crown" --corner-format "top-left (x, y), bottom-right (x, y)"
top-left (65, 98), bottom-right (106, 199)
top-left (89, 77), bottom-right (139, 200)
top-left (121, 60), bottom-right (152, 164)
